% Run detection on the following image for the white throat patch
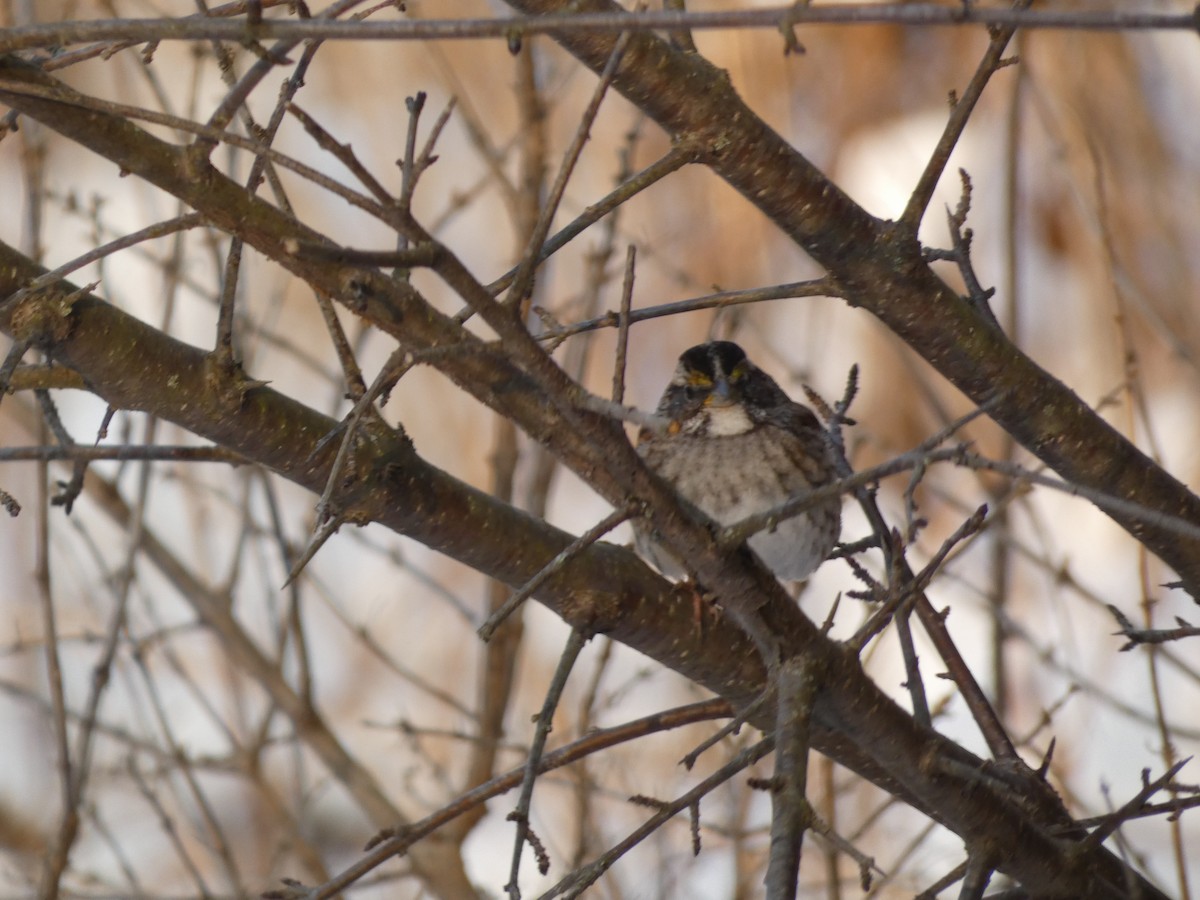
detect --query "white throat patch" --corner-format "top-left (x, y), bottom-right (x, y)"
top-left (703, 403), bottom-right (755, 436)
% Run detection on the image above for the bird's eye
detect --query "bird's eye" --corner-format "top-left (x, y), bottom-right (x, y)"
top-left (686, 371), bottom-right (713, 389)
top-left (729, 363), bottom-right (748, 382)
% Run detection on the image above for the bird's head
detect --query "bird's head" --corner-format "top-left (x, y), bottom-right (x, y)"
top-left (658, 341), bottom-right (769, 436)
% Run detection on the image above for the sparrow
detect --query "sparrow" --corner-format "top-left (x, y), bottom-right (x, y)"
top-left (634, 341), bottom-right (841, 582)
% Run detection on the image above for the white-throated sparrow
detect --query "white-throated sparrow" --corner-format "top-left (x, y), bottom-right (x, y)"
top-left (635, 341), bottom-right (841, 582)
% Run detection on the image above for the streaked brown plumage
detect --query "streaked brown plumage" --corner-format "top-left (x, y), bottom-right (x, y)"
top-left (635, 341), bottom-right (840, 582)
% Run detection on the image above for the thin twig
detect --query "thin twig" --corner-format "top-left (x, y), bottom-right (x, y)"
top-left (300, 345), bottom-right (416, 557)
top-left (487, 144), bottom-right (698, 297)
top-left (4, 214), bottom-right (205, 307)
top-left (899, 0), bottom-right (1031, 230)
top-left (283, 511), bottom-right (346, 589)
top-left (478, 506), bottom-right (633, 641)
top-left (944, 171), bottom-right (1000, 323)
top-left (848, 506), bottom-right (989, 652)
top-left (408, 97), bottom-right (457, 208)
top-left (915, 861), bottom-right (969, 900)
top-left (538, 739), bottom-right (775, 899)
top-left (960, 450), bottom-right (1200, 543)
top-left (720, 445), bottom-right (972, 549)
top-left (823, 392), bottom-right (1018, 761)
top-left (505, 30), bottom-right (633, 310)
top-left (506, 628), bottom-right (589, 898)
top-left (610, 244), bottom-right (636, 405)
top-left (680, 690), bottom-right (770, 771)
top-left (291, 700), bottom-right (732, 900)
top-left (199, 0), bottom-right (370, 146)
top-left (213, 236), bottom-right (245, 369)
top-left (3, 5), bottom-right (1198, 55)
top-left (35, 418), bottom-right (72, 900)
top-left (34, 390), bottom-right (86, 511)
top-left (311, 287), bottom-right (369, 402)
top-left (287, 101), bottom-right (395, 206)
top-left (540, 280), bottom-right (832, 349)
top-left (1107, 605), bottom-right (1200, 651)
top-left (397, 91), bottom-right (425, 215)
top-left (1079, 759), bottom-right (1192, 851)
top-left (0, 339), bottom-right (31, 405)
top-left (892, 600), bottom-right (931, 727)
top-left (1065, 792), bottom-right (1200, 833)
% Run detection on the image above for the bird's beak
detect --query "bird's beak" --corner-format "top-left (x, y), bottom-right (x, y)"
top-left (705, 376), bottom-right (736, 407)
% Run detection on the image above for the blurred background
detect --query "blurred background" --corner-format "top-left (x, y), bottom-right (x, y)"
top-left (1, 1), bottom-right (1198, 896)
